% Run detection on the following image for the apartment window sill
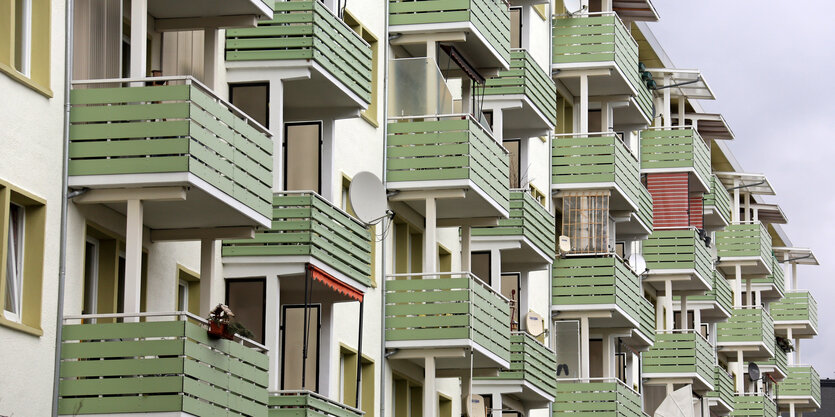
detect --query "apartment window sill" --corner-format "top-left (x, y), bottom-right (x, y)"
top-left (0, 316), bottom-right (43, 337)
top-left (0, 63), bottom-right (53, 98)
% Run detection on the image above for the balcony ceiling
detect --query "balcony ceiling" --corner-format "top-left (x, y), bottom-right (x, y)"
top-left (715, 172), bottom-right (776, 195)
top-left (647, 68), bottom-right (715, 100)
top-left (613, 0), bottom-right (659, 22)
top-left (149, 0), bottom-right (272, 22)
top-left (674, 112), bottom-right (735, 140)
top-left (772, 247), bottom-right (819, 265)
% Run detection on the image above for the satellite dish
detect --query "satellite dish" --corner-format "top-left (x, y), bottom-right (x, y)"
top-left (525, 311), bottom-right (545, 337)
top-left (628, 253), bottom-right (648, 275)
top-left (748, 362), bottom-right (761, 382)
top-left (558, 236), bottom-right (571, 254)
top-left (465, 394), bottom-right (486, 417)
top-left (349, 172), bottom-right (388, 225)
top-left (563, 0), bottom-right (585, 14)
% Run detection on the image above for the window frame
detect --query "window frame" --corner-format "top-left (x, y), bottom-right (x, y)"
top-left (283, 121), bottom-right (323, 194)
top-left (4, 202), bottom-right (25, 322)
top-left (0, 0), bottom-right (52, 96)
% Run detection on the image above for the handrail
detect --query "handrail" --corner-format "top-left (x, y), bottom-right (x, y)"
top-left (62, 311), bottom-right (269, 352)
top-left (69, 76), bottom-right (272, 136)
top-left (276, 190), bottom-right (368, 228)
top-left (385, 271), bottom-right (511, 303)
top-left (553, 12), bottom-right (637, 49)
top-left (655, 328), bottom-right (713, 344)
top-left (388, 113), bottom-right (507, 154)
top-left (555, 377), bottom-right (640, 396)
top-left (553, 131), bottom-right (638, 162)
top-left (272, 390), bottom-right (365, 415)
top-left (510, 330), bottom-right (556, 353)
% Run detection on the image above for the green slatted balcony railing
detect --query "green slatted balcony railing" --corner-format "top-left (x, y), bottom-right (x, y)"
top-left (706, 366), bottom-right (735, 411)
top-left (58, 313), bottom-right (269, 416)
top-left (551, 13), bottom-right (652, 120)
top-left (472, 190), bottom-right (556, 260)
top-left (552, 132), bottom-right (644, 213)
top-left (779, 366), bottom-right (821, 407)
top-left (717, 307), bottom-right (775, 355)
top-left (643, 229), bottom-right (712, 283)
top-left (753, 255), bottom-right (785, 297)
top-left (270, 391), bottom-right (363, 417)
top-left (640, 127), bottom-right (711, 190)
top-left (387, 115), bottom-right (510, 212)
top-left (389, 0), bottom-right (510, 67)
top-left (225, 1), bottom-right (372, 105)
top-left (732, 395), bottom-right (777, 417)
top-left (553, 256), bottom-right (652, 342)
top-left (758, 342), bottom-right (787, 379)
top-left (553, 379), bottom-right (643, 417)
top-left (638, 183), bottom-right (654, 232)
top-left (385, 272), bottom-right (511, 364)
top-left (716, 222), bottom-right (772, 268)
top-left (477, 332), bottom-right (558, 398)
top-left (222, 192), bottom-right (372, 287)
top-left (704, 174), bottom-right (732, 226)
top-left (771, 290), bottom-right (818, 332)
top-left (643, 331), bottom-right (714, 387)
top-left (69, 77), bottom-right (273, 219)
top-left (484, 49), bottom-right (557, 126)
top-left (679, 271), bottom-right (733, 316)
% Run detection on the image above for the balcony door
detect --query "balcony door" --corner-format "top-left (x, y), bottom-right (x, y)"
top-left (225, 278), bottom-right (266, 344)
top-left (284, 122), bottom-right (322, 193)
top-left (230, 83), bottom-right (269, 128)
top-left (281, 304), bottom-right (321, 392)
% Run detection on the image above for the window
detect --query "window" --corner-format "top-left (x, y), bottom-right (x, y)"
top-left (510, 7), bottom-right (522, 49)
top-left (393, 375), bottom-right (422, 417)
top-left (530, 184), bottom-right (547, 207)
top-left (343, 10), bottom-right (380, 126)
top-left (1, 0), bottom-right (51, 95)
top-left (176, 265), bottom-right (200, 315)
top-left (471, 251), bottom-right (491, 285)
top-left (282, 304), bottom-right (320, 391)
top-left (284, 122), bottom-right (322, 193)
top-left (561, 192), bottom-right (610, 254)
top-left (230, 83), bottom-right (269, 128)
top-left (504, 139), bottom-right (521, 188)
top-left (177, 280), bottom-right (188, 312)
top-left (0, 181), bottom-right (46, 334)
top-left (339, 345), bottom-right (375, 415)
top-left (393, 219), bottom-right (422, 274)
top-left (501, 273), bottom-right (521, 330)
top-left (82, 238), bottom-right (99, 319)
top-left (226, 278), bottom-right (266, 343)
top-left (438, 245), bottom-right (452, 273)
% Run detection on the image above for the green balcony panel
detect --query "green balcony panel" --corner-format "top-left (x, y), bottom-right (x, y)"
top-left (706, 366), bottom-right (735, 413)
top-left (680, 271), bottom-right (733, 318)
top-left (552, 133), bottom-right (644, 216)
top-left (643, 229), bottom-right (712, 283)
top-left (717, 308), bottom-right (775, 357)
top-left (638, 297), bottom-right (656, 345)
top-left (779, 366), bottom-right (821, 408)
top-left (472, 190), bottom-right (556, 260)
top-left (69, 81), bottom-right (273, 219)
top-left (638, 184), bottom-right (654, 232)
top-left (552, 14), bottom-right (652, 120)
top-left (477, 332), bottom-right (558, 399)
top-left (758, 342), bottom-right (787, 379)
top-left (771, 290), bottom-right (818, 334)
top-left (222, 192), bottom-right (373, 287)
top-left (553, 256), bottom-right (652, 343)
top-left (484, 49), bottom-right (557, 127)
top-left (387, 116), bottom-right (510, 213)
top-left (58, 320), bottom-right (269, 416)
top-left (225, 1), bottom-right (372, 104)
top-left (752, 255), bottom-right (785, 299)
top-left (716, 222), bottom-right (772, 264)
top-left (389, 0), bottom-right (510, 67)
top-left (704, 174), bottom-right (732, 227)
top-left (553, 380), bottom-right (643, 417)
top-left (270, 391), bottom-right (363, 417)
top-left (643, 332), bottom-right (714, 389)
top-left (640, 127), bottom-right (711, 191)
top-left (731, 395), bottom-right (777, 417)
top-left (385, 273), bottom-right (511, 365)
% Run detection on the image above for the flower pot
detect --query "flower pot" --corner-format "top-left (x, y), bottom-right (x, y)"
top-left (208, 321), bottom-right (233, 340)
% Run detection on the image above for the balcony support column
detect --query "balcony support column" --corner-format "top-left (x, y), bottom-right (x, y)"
top-left (600, 101), bottom-right (612, 132)
top-left (424, 198), bottom-right (437, 273)
top-left (735, 350), bottom-right (744, 394)
top-left (424, 355), bottom-right (437, 417)
top-left (580, 316), bottom-right (590, 378)
top-left (130, 0), bottom-right (148, 81)
top-left (792, 262), bottom-right (798, 291)
top-left (601, 332), bottom-right (614, 378)
top-left (746, 278), bottom-right (753, 307)
top-left (678, 98), bottom-right (685, 127)
top-left (203, 28), bottom-right (219, 91)
top-left (199, 238), bottom-right (217, 317)
top-left (665, 279), bottom-right (673, 330)
top-left (124, 200), bottom-right (144, 321)
top-left (492, 108), bottom-right (503, 142)
top-left (461, 224), bottom-right (471, 273)
top-left (744, 193), bottom-right (751, 222)
top-left (693, 308), bottom-right (701, 334)
top-left (796, 338), bottom-right (801, 364)
top-left (733, 265), bottom-right (742, 307)
top-left (490, 392), bottom-right (503, 417)
top-left (732, 179), bottom-right (740, 222)
top-left (680, 295), bottom-right (688, 331)
top-left (490, 248), bottom-right (501, 291)
top-left (266, 276), bottom-right (281, 390)
top-left (789, 402), bottom-right (796, 417)
top-left (662, 75), bottom-right (671, 127)
top-left (579, 75), bottom-right (589, 133)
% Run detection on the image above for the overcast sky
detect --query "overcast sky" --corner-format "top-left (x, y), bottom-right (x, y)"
top-left (647, 1), bottom-right (835, 378)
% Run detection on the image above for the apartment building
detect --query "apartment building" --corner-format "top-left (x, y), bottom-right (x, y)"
top-left (0, 1), bottom-right (822, 417)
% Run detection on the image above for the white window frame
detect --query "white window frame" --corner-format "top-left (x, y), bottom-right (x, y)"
top-left (83, 236), bottom-right (100, 320)
top-left (15, 0), bottom-right (33, 77)
top-left (178, 279), bottom-right (189, 312)
top-left (4, 203), bottom-right (25, 322)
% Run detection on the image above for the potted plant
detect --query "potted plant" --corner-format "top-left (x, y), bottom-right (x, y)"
top-left (207, 304), bottom-right (235, 340)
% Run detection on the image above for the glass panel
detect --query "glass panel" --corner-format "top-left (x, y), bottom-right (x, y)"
top-left (230, 84), bottom-right (269, 128)
top-left (554, 320), bottom-right (580, 378)
top-left (226, 279), bottom-right (266, 343)
top-left (82, 240), bottom-right (98, 316)
top-left (177, 281), bottom-right (188, 311)
top-left (504, 139), bottom-right (520, 188)
top-left (510, 7), bottom-right (522, 49)
top-left (4, 204), bottom-right (24, 316)
top-left (388, 58), bottom-right (454, 117)
top-left (285, 123), bottom-right (321, 193)
top-left (471, 251), bottom-right (491, 285)
top-left (282, 305), bottom-right (320, 391)
top-left (501, 273), bottom-right (520, 330)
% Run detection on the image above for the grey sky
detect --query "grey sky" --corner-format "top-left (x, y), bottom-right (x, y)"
top-left (647, 1), bottom-right (835, 377)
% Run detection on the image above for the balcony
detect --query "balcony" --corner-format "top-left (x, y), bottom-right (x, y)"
top-left (771, 290), bottom-right (818, 337)
top-left (222, 191), bottom-right (373, 289)
top-left (472, 190), bottom-right (556, 266)
top-left (387, 114), bottom-right (510, 218)
top-left (475, 332), bottom-right (557, 405)
top-left (553, 379), bottom-right (643, 417)
top-left (752, 255), bottom-right (785, 301)
top-left (69, 77), bottom-right (273, 229)
top-left (778, 366), bottom-right (822, 411)
top-left (388, 0), bottom-right (510, 69)
top-left (640, 127), bottom-right (711, 192)
top-left (717, 307), bottom-right (775, 359)
top-left (484, 49), bottom-right (557, 133)
top-left (676, 271), bottom-right (732, 321)
top-left (270, 391), bottom-right (363, 417)
top-left (552, 256), bottom-right (653, 346)
top-left (716, 222), bottom-right (773, 276)
top-left (757, 341), bottom-right (787, 381)
top-left (385, 272), bottom-right (511, 369)
top-left (58, 313), bottom-right (269, 416)
top-left (552, 13), bottom-right (653, 123)
top-left (643, 331), bottom-right (714, 391)
top-left (731, 395), bottom-right (777, 417)
top-left (225, 1), bottom-right (373, 114)
top-left (704, 174), bottom-right (732, 229)
top-left (552, 132), bottom-right (650, 235)
top-left (642, 229), bottom-right (713, 292)
top-left (706, 367), bottom-right (735, 415)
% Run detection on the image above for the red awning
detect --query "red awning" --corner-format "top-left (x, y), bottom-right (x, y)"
top-left (306, 264), bottom-right (364, 302)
